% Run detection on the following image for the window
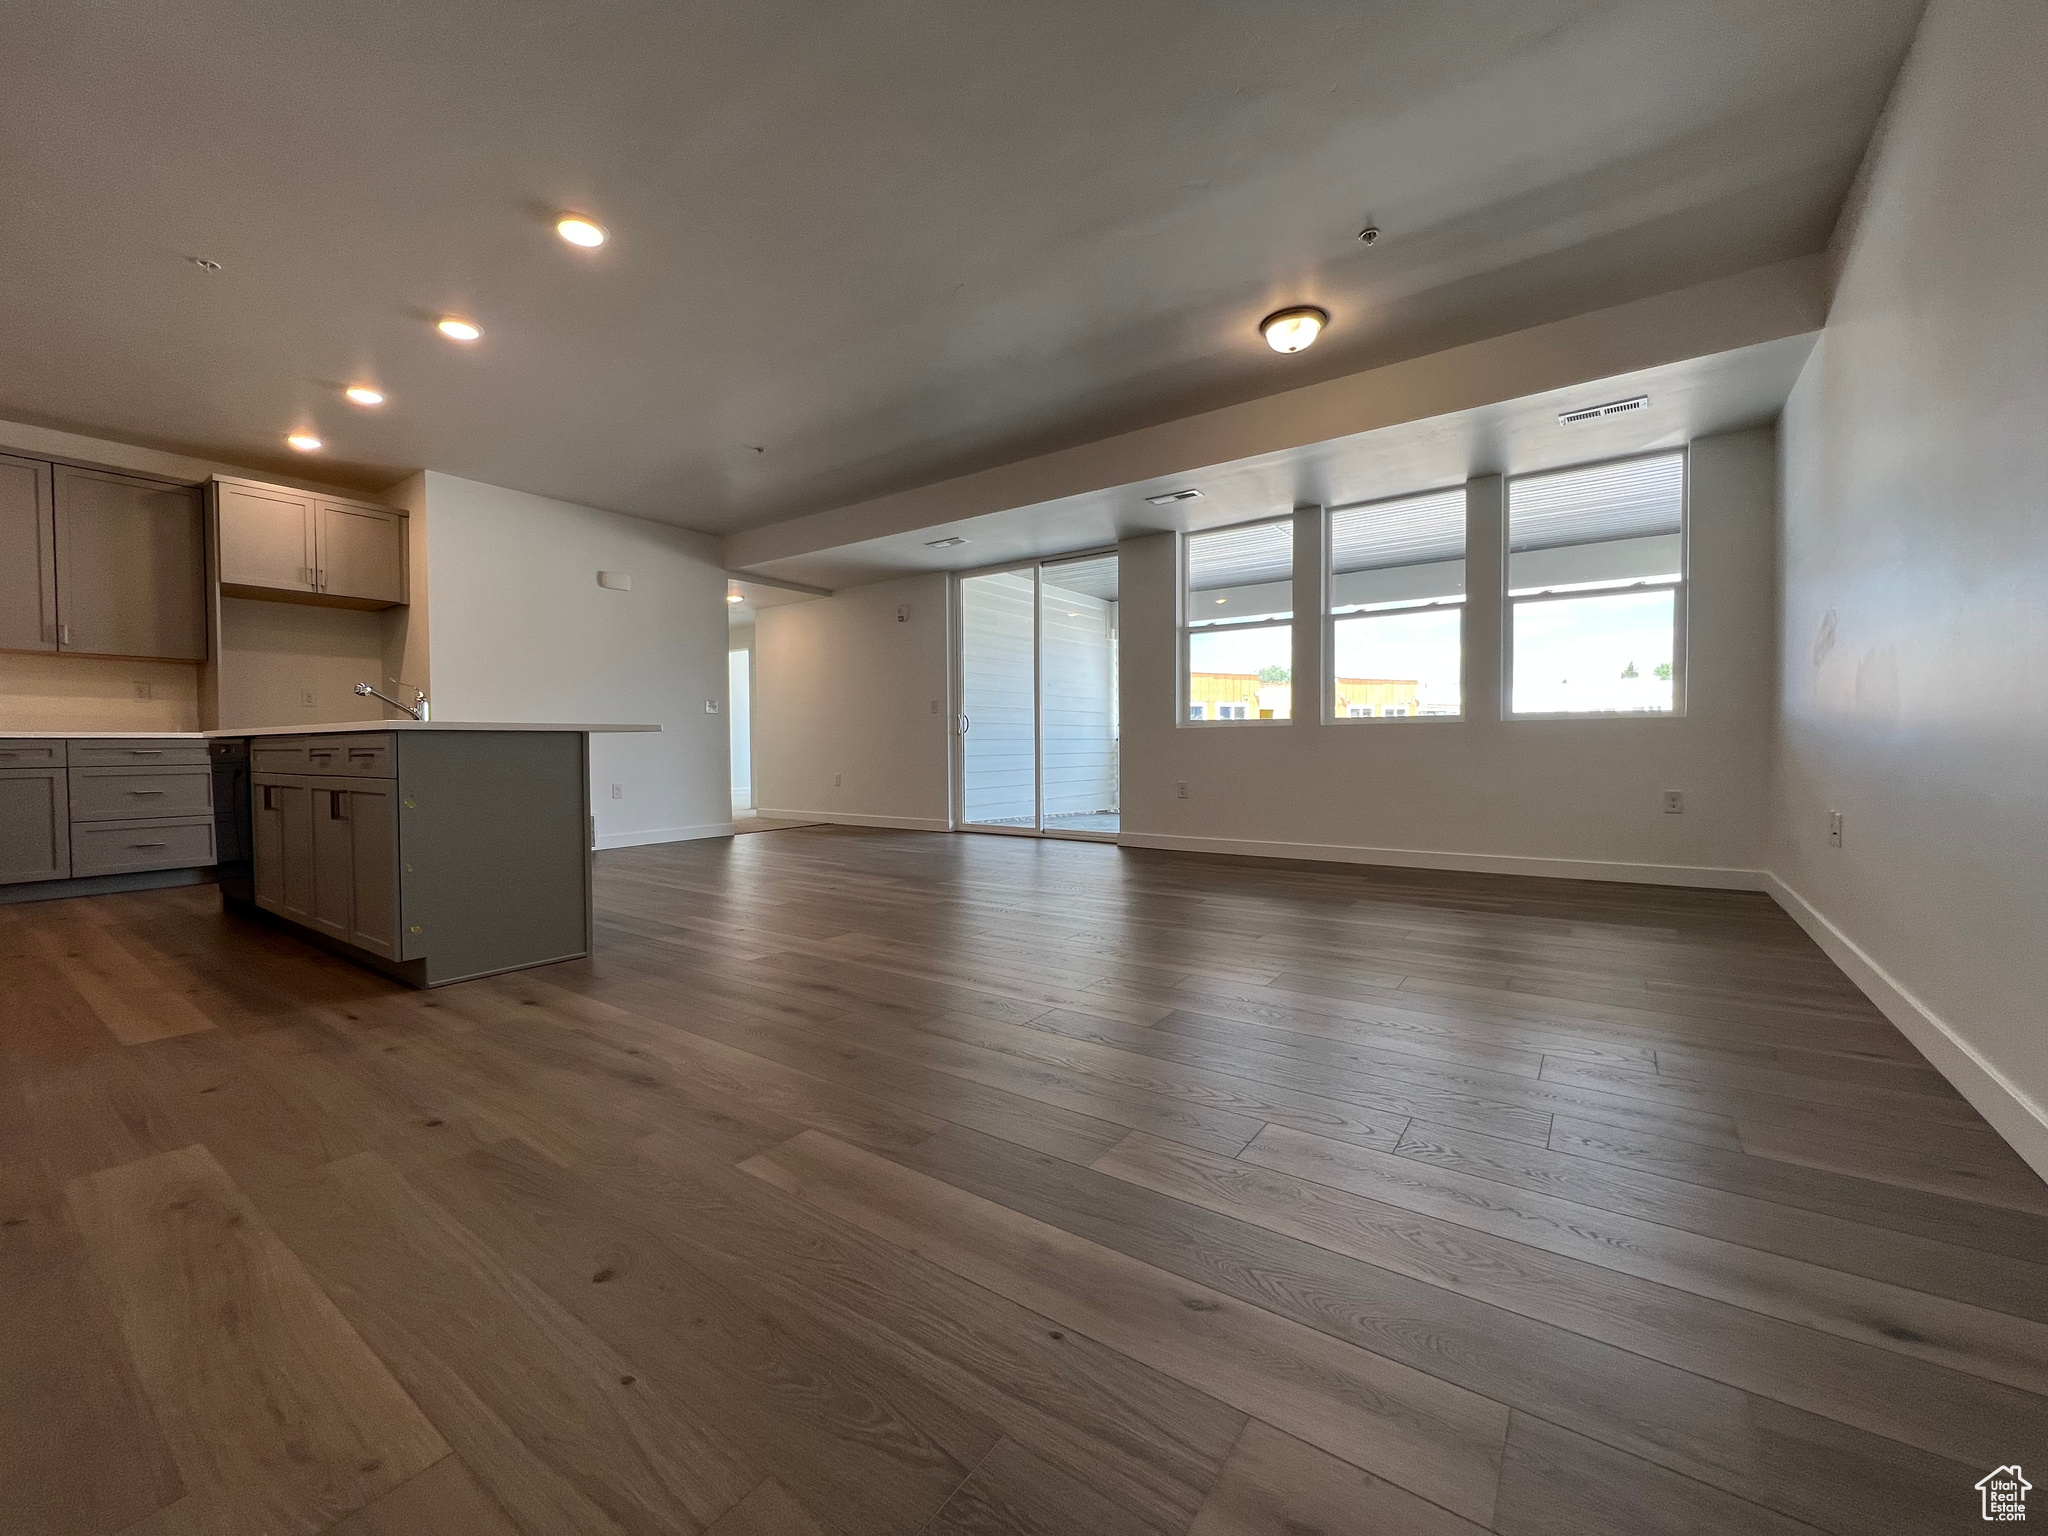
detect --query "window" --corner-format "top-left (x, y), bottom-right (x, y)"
top-left (1184, 518), bottom-right (1292, 722)
top-left (1507, 451), bottom-right (1685, 716)
top-left (1327, 487), bottom-right (1465, 721)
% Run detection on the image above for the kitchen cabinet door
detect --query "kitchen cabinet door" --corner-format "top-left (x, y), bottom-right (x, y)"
top-left (217, 480), bottom-right (317, 596)
top-left (0, 768), bottom-right (69, 884)
top-left (310, 785), bottom-right (355, 942)
top-left (345, 782), bottom-right (400, 958)
top-left (317, 502), bottom-right (406, 606)
top-left (0, 453), bottom-right (56, 653)
top-left (54, 466), bottom-right (206, 660)
top-left (254, 778), bottom-right (315, 925)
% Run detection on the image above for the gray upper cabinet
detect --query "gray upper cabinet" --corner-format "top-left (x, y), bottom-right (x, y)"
top-left (0, 453), bottom-right (57, 653)
top-left (317, 501), bottom-right (407, 605)
top-left (217, 479), bottom-right (317, 595)
top-left (54, 465), bottom-right (206, 660)
top-left (215, 476), bottom-right (407, 609)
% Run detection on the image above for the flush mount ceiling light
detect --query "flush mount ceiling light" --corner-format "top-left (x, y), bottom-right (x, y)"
top-left (1260, 305), bottom-right (1328, 354)
top-left (555, 214), bottom-right (609, 248)
top-left (344, 385), bottom-right (385, 406)
top-left (725, 589), bottom-right (744, 604)
top-left (286, 432), bottom-right (323, 452)
top-left (436, 316), bottom-right (483, 342)
top-left (924, 536), bottom-right (967, 549)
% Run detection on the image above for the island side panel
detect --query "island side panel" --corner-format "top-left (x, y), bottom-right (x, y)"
top-left (396, 730), bottom-right (590, 985)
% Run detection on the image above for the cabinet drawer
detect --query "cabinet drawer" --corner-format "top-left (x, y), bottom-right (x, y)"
top-left (69, 815), bottom-right (216, 876)
top-left (70, 739), bottom-right (207, 767)
top-left (299, 734), bottom-right (396, 778)
top-left (70, 765), bottom-right (214, 822)
top-left (0, 739), bottom-right (65, 768)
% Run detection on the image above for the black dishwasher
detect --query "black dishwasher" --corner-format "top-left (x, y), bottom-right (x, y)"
top-left (209, 737), bottom-right (252, 902)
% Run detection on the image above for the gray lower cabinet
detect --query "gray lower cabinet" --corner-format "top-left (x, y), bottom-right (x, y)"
top-left (0, 767), bottom-right (70, 884)
top-left (255, 761), bottom-right (401, 962)
top-left (245, 730), bottom-right (589, 987)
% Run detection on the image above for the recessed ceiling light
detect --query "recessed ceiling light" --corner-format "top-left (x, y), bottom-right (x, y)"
top-left (436, 316), bottom-right (483, 342)
top-left (555, 214), bottom-right (608, 249)
top-left (1260, 306), bottom-right (1328, 354)
top-left (1214, 597), bottom-right (1228, 604)
top-left (1145, 488), bottom-right (1203, 505)
top-left (286, 433), bottom-right (323, 452)
top-left (925, 536), bottom-right (968, 549)
top-left (344, 385), bottom-right (385, 406)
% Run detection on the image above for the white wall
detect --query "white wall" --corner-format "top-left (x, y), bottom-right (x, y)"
top-left (1772, 0), bottom-right (2048, 1173)
top-left (419, 470), bottom-right (732, 848)
top-left (753, 574), bottom-right (952, 829)
top-left (1119, 427), bottom-right (1778, 883)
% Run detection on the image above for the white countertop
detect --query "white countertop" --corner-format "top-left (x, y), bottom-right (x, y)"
top-left (0, 722), bottom-right (660, 740)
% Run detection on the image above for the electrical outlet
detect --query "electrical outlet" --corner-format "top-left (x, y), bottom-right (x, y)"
top-left (1176, 780), bottom-right (1190, 800)
top-left (1827, 809), bottom-right (1843, 847)
top-left (1662, 790), bottom-right (1684, 815)
top-left (610, 783), bottom-right (623, 801)
top-left (833, 773), bottom-right (843, 788)
top-left (300, 689), bottom-right (316, 708)
top-left (930, 699), bottom-right (940, 714)
top-left (132, 680), bottom-right (151, 700)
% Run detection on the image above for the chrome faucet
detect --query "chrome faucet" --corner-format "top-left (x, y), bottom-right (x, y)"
top-left (355, 682), bottom-right (430, 721)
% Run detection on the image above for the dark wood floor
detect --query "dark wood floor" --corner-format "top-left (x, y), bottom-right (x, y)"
top-left (3, 828), bottom-right (2043, 1535)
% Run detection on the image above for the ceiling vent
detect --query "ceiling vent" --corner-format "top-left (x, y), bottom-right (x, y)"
top-left (924, 535), bottom-right (967, 549)
top-left (1559, 395), bottom-right (1648, 426)
top-left (1145, 488), bottom-right (1204, 505)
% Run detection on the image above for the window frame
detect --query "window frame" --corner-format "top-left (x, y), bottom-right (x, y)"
top-left (1179, 515), bottom-right (1296, 729)
top-left (1502, 447), bottom-right (1690, 722)
top-left (1322, 487), bottom-right (1469, 726)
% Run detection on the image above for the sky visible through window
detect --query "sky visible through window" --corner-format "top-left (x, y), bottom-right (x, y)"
top-left (1513, 589), bottom-right (1675, 713)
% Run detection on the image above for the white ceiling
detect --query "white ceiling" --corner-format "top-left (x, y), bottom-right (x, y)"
top-left (0, 2), bottom-right (1919, 534)
top-left (739, 331), bottom-right (1817, 587)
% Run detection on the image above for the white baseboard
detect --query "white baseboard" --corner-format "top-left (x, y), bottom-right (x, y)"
top-left (1115, 831), bottom-right (1769, 891)
top-left (1763, 874), bottom-right (2048, 1184)
top-left (754, 808), bottom-right (953, 833)
top-left (595, 822), bottom-right (736, 850)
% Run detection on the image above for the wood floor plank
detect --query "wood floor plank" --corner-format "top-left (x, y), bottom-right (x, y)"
top-left (1103, 1127), bottom-right (2044, 1466)
top-left (1394, 1117), bottom-right (2048, 1322)
top-left (1234, 1122), bottom-right (2048, 1392)
top-left (706, 1478), bottom-right (844, 1536)
top-left (1187, 1419), bottom-right (1487, 1535)
top-left (26, 921), bottom-right (216, 1045)
top-left (628, 1125), bottom-right (1243, 1534)
top-left (272, 1149), bottom-right (762, 1534)
top-left (66, 1144), bottom-right (449, 1535)
top-left (1492, 1412), bottom-right (1825, 1536)
top-left (741, 1129), bottom-right (1513, 1527)
top-left (924, 1437), bottom-right (1167, 1536)
top-left (324, 1456), bottom-right (524, 1536)
top-left (1736, 1115), bottom-right (2048, 1214)
top-left (412, 1136), bottom-right (1002, 1536)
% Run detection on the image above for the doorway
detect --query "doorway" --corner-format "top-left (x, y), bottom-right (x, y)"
top-left (955, 551), bottom-right (1119, 840)
top-left (728, 647), bottom-right (752, 813)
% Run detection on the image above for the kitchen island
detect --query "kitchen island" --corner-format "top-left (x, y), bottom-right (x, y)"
top-left (238, 721), bottom-right (655, 986)
top-left (0, 721), bottom-right (655, 986)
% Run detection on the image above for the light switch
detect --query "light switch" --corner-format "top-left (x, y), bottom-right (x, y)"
top-left (705, 698), bottom-right (720, 714)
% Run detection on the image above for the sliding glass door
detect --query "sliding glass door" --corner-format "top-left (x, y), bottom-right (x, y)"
top-left (955, 552), bottom-right (1119, 839)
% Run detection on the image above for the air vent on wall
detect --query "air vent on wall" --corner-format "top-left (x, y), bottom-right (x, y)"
top-left (1144, 488), bottom-right (1204, 505)
top-left (1559, 395), bottom-right (1648, 426)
